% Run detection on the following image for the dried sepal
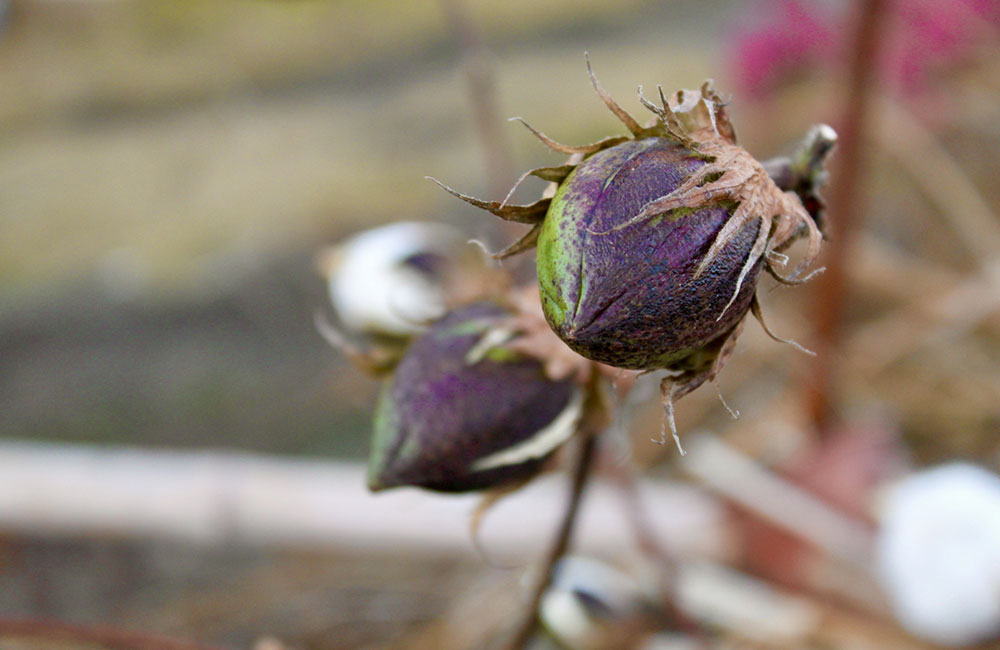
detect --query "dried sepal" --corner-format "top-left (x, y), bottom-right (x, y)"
top-left (654, 312), bottom-right (749, 452)
top-left (750, 295), bottom-right (815, 356)
top-left (585, 52), bottom-right (647, 138)
top-left (528, 164), bottom-right (577, 184)
top-left (509, 117), bottom-right (630, 155)
top-left (426, 176), bottom-right (549, 224)
top-left (499, 165), bottom-right (576, 207)
top-left (493, 223), bottom-right (542, 260)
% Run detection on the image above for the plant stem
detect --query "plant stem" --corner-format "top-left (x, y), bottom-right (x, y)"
top-left (803, 0), bottom-right (889, 435)
top-left (0, 619), bottom-right (226, 650)
top-left (499, 431), bottom-right (598, 650)
top-left (438, 0), bottom-right (515, 199)
top-left (613, 464), bottom-right (709, 646)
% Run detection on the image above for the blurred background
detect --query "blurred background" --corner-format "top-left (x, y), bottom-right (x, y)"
top-left (0, 0), bottom-right (998, 648)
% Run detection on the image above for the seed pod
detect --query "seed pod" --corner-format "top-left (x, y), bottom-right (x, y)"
top-left (435, 61), bottom-right (824, 394)
top-left (538, 136), bottom-right (762, 369)
top-left (368, 302), bottom-right (583, 492)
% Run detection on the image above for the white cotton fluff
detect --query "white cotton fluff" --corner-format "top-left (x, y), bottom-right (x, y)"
top-left (322, 222), bottom-right (460, 336)
top-left (539, 556), bottom-right (647, 650)
top-left (877, 462), bottom-right (1000, 646)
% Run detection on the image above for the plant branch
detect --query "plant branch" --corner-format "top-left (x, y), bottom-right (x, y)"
top-left (498, 426), bottom-right (599, 650)
top-left (438, 0), bottom-right (515, 199)
top-left (803, 0), bottom-right (889, 435)
top-left (0, 619), bottom-right (226, 650)
top-left (611, 462), bottom-right (710, 646)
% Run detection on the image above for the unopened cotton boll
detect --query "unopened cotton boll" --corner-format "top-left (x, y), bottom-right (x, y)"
top-left (877, 462), bottom-right (1000, 646)
top-left (320, 222), bottom-right (461, 336)
top-left (368, 302), bottom-right (582, 492)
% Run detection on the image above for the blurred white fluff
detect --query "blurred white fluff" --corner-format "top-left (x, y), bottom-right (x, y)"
top-left (318, 222), bottom-right (461, 336)
top-left (877, 462), bottom-right (1000, 646)
top-left (540, 555), bottom-right (655, 650)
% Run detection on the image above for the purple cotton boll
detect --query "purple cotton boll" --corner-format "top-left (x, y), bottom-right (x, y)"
top-left (432, 65), bottom-right (828, 449)
top-left (368, 302), bottom-right (583, 492)
top-left (538, 138), bottom-right (763, 370)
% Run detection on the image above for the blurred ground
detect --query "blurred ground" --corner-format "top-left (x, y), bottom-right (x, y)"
top-left (0, 0), bottom-right (998, 648)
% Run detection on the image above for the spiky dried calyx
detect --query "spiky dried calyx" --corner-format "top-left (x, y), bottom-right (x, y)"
top-left (368, 302), bottom-right (583, 492)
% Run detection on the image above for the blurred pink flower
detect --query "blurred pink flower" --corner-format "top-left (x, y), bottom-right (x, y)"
top-left (887, 0), bottom-right (998, 93)
top-left (727, 0), bottom-right (836, 99)
top-left (727, 0), bottom-right (999, 99)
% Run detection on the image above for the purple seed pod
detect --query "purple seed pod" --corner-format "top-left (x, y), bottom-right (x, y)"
top-left (537, 136), bottom-right (762, 370)
top-left (368, 302), bottom-right (583, 492)
top-left (434, 59), bottom-right (826, 406)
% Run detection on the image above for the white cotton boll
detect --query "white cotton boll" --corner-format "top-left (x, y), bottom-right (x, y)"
top-left (877, 462), bottom-right (1000, 646)
top-left (320, 222), bottom-right (461, 336)
top-left (539, 556), bottom-right (649, 650)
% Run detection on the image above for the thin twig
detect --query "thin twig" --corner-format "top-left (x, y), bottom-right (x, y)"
top-left (803, 0), bottom-right (889, 434)
top-left (499, 430), bottom-right (598, 650)
top-left (611, 462), bottom-right (710, 646)
top-left (438, 0), bottom-right (515, 199)
top-left (0, 619), bottom-right (226, 650)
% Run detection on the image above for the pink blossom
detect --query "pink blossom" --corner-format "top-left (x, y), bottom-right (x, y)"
top-left (727, 0), bottom-right (999, 99)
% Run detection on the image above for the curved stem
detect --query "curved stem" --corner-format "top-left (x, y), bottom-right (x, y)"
top-left (438, 0), bottom-right (515, 199)
top-left (0, 619), bottom-right (226, 650)
top-left (499, 431), bottom-right (598, 650)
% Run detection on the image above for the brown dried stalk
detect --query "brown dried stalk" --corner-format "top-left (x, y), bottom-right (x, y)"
top-left (0, 619), bottom-right (226, 650)
top-left (438, 0), bottom-right (514, 199)
top-left (803, 0), bottom-right (889, 433)
top-left (497, 407), bottom-right (602, 650)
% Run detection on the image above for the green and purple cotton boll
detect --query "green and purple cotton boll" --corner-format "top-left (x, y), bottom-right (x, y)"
top-left (432, 64), bottom-right (828, 449)
top-left (538, 137), bottom-right (762, 370)
top-left (368, 302), bottom-right (583, 492)
top-left (433, 69), bottom-right (824, 389)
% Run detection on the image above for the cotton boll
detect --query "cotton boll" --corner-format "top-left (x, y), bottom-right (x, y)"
top-left (877, 463), bottom-right (1000, 646)
top-left (367, 302), bottom-right (581, 493)
top-left (319, 222), bottom-right (461, 337)
top-left (539, 556), bottom-right (661, 650)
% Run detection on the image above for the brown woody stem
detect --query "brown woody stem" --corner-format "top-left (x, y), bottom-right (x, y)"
top-left (803, 0), bottom-right (889, 435)
top-left (0, 619), bottom-right (225, 650)
top-left (499, 421), bottom-right (599, 650)
top-left (439, 0), bottom-right (514, 199)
